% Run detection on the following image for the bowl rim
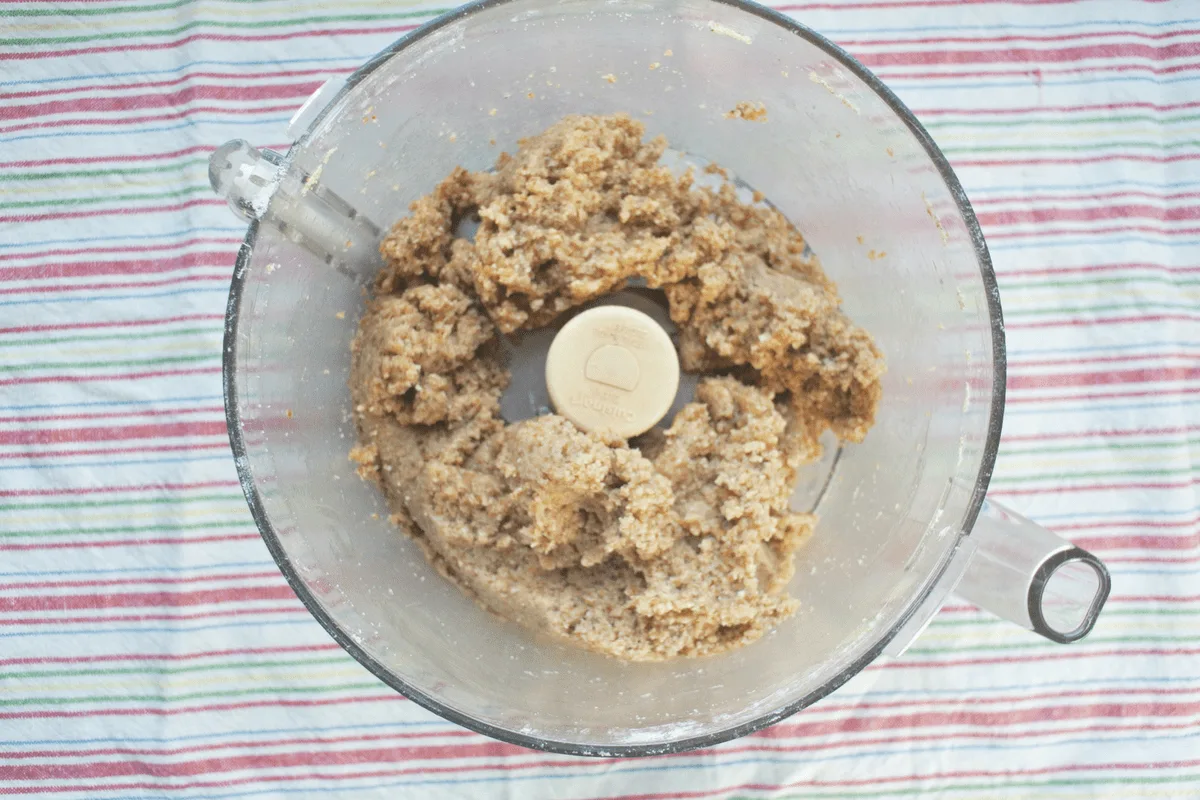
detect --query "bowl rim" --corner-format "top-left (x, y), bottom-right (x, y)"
top-left (222, 0), bottom-right (1007, 758)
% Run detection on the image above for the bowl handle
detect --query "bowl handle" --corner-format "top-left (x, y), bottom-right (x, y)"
top-left (953, 498), bottom-right (1111, 644)
top-left (208, 139), bottom-right (381, 280)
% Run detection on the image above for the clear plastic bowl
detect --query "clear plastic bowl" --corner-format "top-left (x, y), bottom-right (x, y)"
top-left (213, 0), bottom-right (1109, 756)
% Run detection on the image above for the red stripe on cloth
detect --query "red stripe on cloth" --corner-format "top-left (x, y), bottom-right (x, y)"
top-left (847, 31), bottom-right (1200, 48)
top-left (918, 100), bottom-right (1200, 117)
top-left (0, 605), bottom-right (304, 626)
top-left (979, 204), bottom-right (1200, 226)
top-left (875, 61), bottom-right (1200, 82)
top-left (994, 478), bottom-right (1200, 496)
top-left (0, 534), bottom-right (262, 552)
top-left (1112, 554), bottom-right (1200, 564)
top-left (0, 197), bottom-right (224, 225)
top-left (0, 240), bottom-right (238, 266)
top-left (1001, 262), bottom-right (1200, 278)
top-left (0, 251), bottom-right (233, 279)
top-left (1010, 353), bottom-right (1195, 373)
top-left (0, 68), bottom-right (345, 103)
top-left (0, 313), bottom-right (223, 335)
top-left (0, 441), bottom-right (231, 461)
top-left (1053, 517), bottom-right (1200, 532)
top-left (1008, 386), bottom-right (1200, 403)
top-left (856, 42), bottom-right (1200, 68)
top-left (0, 405), bottom-right (225, 424)
top-left (0, 586), bottom-right (297, 612)
top-left (1009, 366), bottom-right (1200, 390)
top-left (0, 421), bottom-right (228, 447)
top-left (771, 705), bottom-right (1200, 741)
top-left (0, 571), bottom-right (281, 592)
top-left (1117, 594), bottom-right (1200, 603)
top-left (0, 693), bottom-right (399, 722)
top-left (0, 365), bottom-right (222, 388)
top-left (888, 645), bottom-right (1200, 670)
top-left (954, 153), bottom-right (1200, 167)
top-left (1063, 524), bottom-right (1200, 543)
top-left (986, 223), bottom-right (1200, 239)
top-left (0, 480), bottom-right (236, 498)
top-left (0, 272), bottom-right (228, 297)
top-left (1016, 352), bottom-right (1200, 369)
top-left (0, 81), bottom-right (321, 123)
top-left (978, 190), bottom-right (1200, 206)
top-left (6, 727), bottom-right (478, 760)
top-left (759, 719), bottom-right (1200, 751)
top-left (754, 717), bottom-right (1200, 747)
top-left (0, 103), bottom-right (303, 136)
top-left (1006, 313), bottom-right (1200, 330)
top-left (0, 144), bottom-right (212, 170)
top-left (1072, 532), bottom-right (1200, 551)
top-left (830, 681), bottom-right (1200, 714)
top-left (0, 643), bottom-right (340, 667)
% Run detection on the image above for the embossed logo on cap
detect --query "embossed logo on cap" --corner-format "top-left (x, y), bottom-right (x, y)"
top-left (584, 344), bottom-right (641, 392)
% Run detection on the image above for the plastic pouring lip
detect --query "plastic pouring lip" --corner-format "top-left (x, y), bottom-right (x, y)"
top-left (217, 0), bottom-right (1014, 757)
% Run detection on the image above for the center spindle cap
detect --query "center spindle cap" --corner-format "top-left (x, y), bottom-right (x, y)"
top-left (544, 305), bottom-right (681, 438)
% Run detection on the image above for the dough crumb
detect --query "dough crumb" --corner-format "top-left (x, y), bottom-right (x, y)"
top-left (708, 20), bottom-right (752, 45)
top-left (352, 114), bottom-right (882, 661)
top-left (724, 101), bottom-right (767, 122)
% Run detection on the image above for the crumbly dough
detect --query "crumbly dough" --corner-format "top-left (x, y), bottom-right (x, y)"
top-left (351, 114), bottom-right (884, 661)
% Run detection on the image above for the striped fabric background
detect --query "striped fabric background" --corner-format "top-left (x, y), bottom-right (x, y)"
top-left (1, 0), bottom-right (1198, 796)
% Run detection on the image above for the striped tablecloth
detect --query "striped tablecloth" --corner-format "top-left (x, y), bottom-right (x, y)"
top-left (2, 0), bottom-right (1197, 797)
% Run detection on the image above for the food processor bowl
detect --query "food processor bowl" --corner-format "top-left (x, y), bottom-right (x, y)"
top-left (210, 0), bottom-right (1110, 755)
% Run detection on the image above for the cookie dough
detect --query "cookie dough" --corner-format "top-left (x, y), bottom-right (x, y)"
top-left (350, 114), bottom-right (884, 661)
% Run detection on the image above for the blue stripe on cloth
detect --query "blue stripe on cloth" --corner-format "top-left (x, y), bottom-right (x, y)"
top-left (0, 455), bottom-right (237, 471)
top-left (1005, 397), bottom-right (1200, 415)
top-left (1, 394), bottom-right (223, 411)
top-left (0, 561), bottom-right (272, 578)
top-left (0, 619), bottom-right (320, 638)
top-left (0, 286), bottom-right (230, 306)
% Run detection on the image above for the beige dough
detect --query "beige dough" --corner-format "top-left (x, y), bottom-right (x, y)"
top-left (349, 114), bottom-right (884, 661)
